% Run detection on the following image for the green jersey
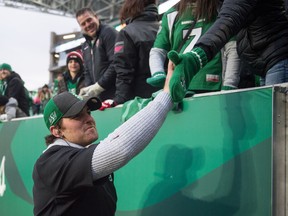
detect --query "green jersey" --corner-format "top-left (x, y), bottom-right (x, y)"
top-left (153, 7), bottom-right (222, 91)
top-left (67, 81), bottom-right (77, 95)
top-left (0, 80), bottom-right (7, 95)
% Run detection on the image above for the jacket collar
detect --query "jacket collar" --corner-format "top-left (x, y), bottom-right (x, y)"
top-left (5, 71), bottom-right (21, 83)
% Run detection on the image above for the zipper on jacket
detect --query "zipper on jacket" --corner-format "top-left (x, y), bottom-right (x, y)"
top-left (90, 48), bottom-right (96, 83)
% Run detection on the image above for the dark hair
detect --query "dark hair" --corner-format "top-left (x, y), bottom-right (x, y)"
top-left (42, 84), bottom-right (49, 89)
top-left (119, 0), bottom-right (156, 22)
top-left (76, 7), bottom-right (97, 18)
top-left (45, 134), bottom-right (57, 146)
top-left (178, 0), bottom-right (219, 22)
top-left (44, 120), bottom-right (62, 146)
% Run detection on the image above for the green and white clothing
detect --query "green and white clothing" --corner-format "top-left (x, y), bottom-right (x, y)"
top-left (150, 7), bottom-right (222, 91)
top-left (0, 80), bottom-right (7, 95)
top-left (57, 71), bottom-right (85, 95)
top-left (66, 81), bottom-right (78, 95)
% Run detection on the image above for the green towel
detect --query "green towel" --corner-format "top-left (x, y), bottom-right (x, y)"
top-left (121, 91), bottom-right (162, 122)
top-left (121, 97), bottom-right (152, 122)
top-left (121, 90), bottom-right (188, 122)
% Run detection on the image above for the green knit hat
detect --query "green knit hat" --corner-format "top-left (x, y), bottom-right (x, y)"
top-left (0, 63), bottom-right (12, 71)
top-left (43, 92), bottom-right (101, 129)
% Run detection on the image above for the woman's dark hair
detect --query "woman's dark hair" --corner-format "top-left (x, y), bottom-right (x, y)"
top-left (177, 0), bottom-right (219, 22)
top-left (119, 0), bottom-right (156, 22)
top-left (44, 120), bottom-right (62, 146)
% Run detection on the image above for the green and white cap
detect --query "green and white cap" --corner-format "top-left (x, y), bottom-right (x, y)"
top-left (43, 92), bottom-right (101, 129)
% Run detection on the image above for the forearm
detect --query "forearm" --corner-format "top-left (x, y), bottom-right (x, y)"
top-left (149, 47), bottom-right (168, 75)
top-left (222, 41), bottom-right (241, 88)
top-left (91, 91), bottom-right (173, 179)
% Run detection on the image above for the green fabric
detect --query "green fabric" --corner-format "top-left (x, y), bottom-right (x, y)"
top-left (153, 7), bottom-right (213, 56)
top-left (67, 81), bottom-right (77, 95)
top-left (121, 97), bottom-right (152, 123)
top-left (168, 47), bottom-right (207, 102)
top-left (255, 75), bottom-right (261, 87)
top-left (53, 79), bottom-right (59, 96)
top-left (153, 7), bottom-right (222, 91)
top-left (188, 52), bottom-right (222, 91)
top-left (146, 71), bottom-right (166, 87)
top-left (121, 90), bottom-right (162, 122)
top-left (43, 99), bottom-right (63, 129)
top-left (0, 80), bottom-right (6, 95)
top-left (0, 80), bottom-right (3, 95)
top-left (221, 85), bottom-right (237, 90)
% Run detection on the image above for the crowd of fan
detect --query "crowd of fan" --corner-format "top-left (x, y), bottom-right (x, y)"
top-left (1, 0), bottom-right (288, 122)
top-left (32, 1), bottom-right (288, 215)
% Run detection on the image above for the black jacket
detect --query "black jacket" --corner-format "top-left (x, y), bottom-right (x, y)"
top-left (81, 23), bottom-right (118, 101)
top-left (99, 4), bottom-right (160, 104)
top-left (4, 72), bottom-right (30, 116)
top-left (33, 145), bottom-right (117, 216)
top-left (196, 0), bottom-right (288, 76)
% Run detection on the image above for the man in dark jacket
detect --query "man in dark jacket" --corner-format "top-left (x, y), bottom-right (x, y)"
top-left (0, 95), bottom-right (27, 121)
top-left (0, 63), bottom-right (30, 116)
top-left (166, 0), bottom-right (288, 102)
top-left (76, 8), bottom-right (118, 101)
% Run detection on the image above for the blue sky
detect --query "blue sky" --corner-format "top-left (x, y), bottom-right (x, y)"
top-left (0, 6), bottom-right (80, 90)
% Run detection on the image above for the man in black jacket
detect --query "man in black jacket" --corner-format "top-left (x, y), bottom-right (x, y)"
top-left (0, 63), bottom-right (30, 116)
top-left (166, 0), bottom-right (288, 102)
top-left (76, 8), bottom-right (118, 101)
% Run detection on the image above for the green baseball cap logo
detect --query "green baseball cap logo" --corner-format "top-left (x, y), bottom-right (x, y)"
top-left (44, 92), bottom-right (101, 129)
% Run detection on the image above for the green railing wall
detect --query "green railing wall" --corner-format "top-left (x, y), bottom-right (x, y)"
top-left (0, 87), bottom-right (273, 216)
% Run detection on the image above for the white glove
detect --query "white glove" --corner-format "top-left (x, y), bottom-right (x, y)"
top-left (0, 114), bottom-right (8, 121)
top-left (79, 82), bottom-right (105, 99)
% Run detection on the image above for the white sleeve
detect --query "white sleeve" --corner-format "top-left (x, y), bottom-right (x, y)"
top-left (222, 40), bottom-right (241, 88)
top-left (149, 47), bottom-right (168, 76)
top-left (91, 91), bottom-right (173, 180)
